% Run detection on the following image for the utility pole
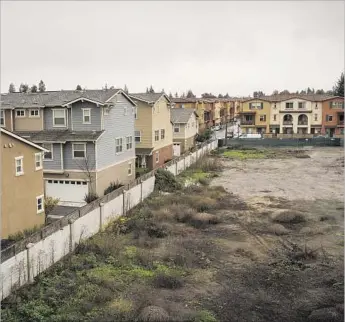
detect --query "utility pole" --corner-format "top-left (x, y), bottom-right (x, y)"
top-left (225, 121), bottom-right (228, 145)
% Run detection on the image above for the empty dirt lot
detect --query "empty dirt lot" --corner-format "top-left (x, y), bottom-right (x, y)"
top-left (2, 148), bottom-right (344, 322)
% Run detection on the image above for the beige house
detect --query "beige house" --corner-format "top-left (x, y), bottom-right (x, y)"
top-left (1, 128), bottom-right (48, 238)
top-left (170, 108), bottom-right (198, 156)
top-left (129, 93), bottom-right (173, 169)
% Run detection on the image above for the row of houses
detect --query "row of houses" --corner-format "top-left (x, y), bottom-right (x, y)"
top-left (172, 94), bottom-right (344, 137)
top-left (0, 89), bottom-right (199, 238)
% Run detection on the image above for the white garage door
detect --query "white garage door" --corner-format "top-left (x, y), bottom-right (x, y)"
top-left (45, 179), bottom-right (88, 204)
top-left (173, 143), bottom-right (181, 156)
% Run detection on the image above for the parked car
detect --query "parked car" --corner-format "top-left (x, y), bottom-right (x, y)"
top-left (212, 125), bottom-right (221, 131)
top-left (238, 133), bottom-right (263, 139)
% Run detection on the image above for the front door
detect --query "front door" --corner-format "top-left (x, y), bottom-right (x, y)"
top-left (173, 143), bottom-right (181, 156)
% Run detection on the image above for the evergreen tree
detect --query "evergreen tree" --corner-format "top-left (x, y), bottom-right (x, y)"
top-left (168, 92), bottom-right (173, 99)
top-left (218, 94), bottom-right (224, 98)
top-left (19, 83), bottom-right (29, 93)
top-left (175, 92), bottom-right (178, 98)
top-left (333, 72), bottom-right (344, 97)
top-left (76, 85), bottom-right (82, 90)
top-left (124, 84), bottom-right (129, 94)
top-left (38, 80), bottom-right (46, 92)
top-left (8, 83), bottom-right (15, 93)
top-left (186, 90), bottom-right (196, 98)
top-left (315, 89), bottom-right (325, 95)
top-left (146, 87), bottom-right (149, 93)
top-left (149, 85), bottom-right (155, 93)
top-left (224, 93), bottom-right (230, 98)
top-left (30, 85), bottom-right (38, 93)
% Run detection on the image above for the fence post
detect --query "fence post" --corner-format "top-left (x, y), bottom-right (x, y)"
top-left (99, 203), bottom-right (105, 230)
top-left (122, 190), bottom-right (126, 215)
top-left (26, 243), bottom-right (35, 284)
top-left (140, 179), bottom-right (143, 202)
top-left (68, 219), bottom-right (76, 252)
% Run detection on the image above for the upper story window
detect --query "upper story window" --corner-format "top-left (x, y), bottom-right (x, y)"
top-left (135, 130), bottom-right (141, 142)
top-left (72, 143), bottom-right (86, 159)
top-left (331, 101), bottom-right (344, 109)
top-left (15, 156), bottom-right (24, 176)
top-left (326, 115), bottom-right (333, 122)
top-left (115, 137), bottom-right (123, 153)
top-left (174, 124), bottom-right (180, 133)
top-left (35, 152), bottom-right (43, 170)
top-left (0, 110), bottom-right (5, 126)
top-left (29, 109), bottom-right (40, 118)
top-left (298, 102), bottom-right (306, 109)
top-left (126, 136), bottom-right (133, 150)
top-left (82, 108), bottom-right (91, 124)
top-left (16, 109), bottom-right (25, 118)
top-left (42, 143), bottom-right (53, 160)
top-left (128, 162), bottom-right (132, 176)
top-left (53, 109), bottom-right (66, 127)
top-left (314, 114), bottom-right (318, 121)
top-left (161, 129), bottom-right (165, 140)
top-left (134, 107), bottom-right (138, 119)
top-left (285, 102), bottom-right (293, 109)
top-left (154, 130), bottom-right (159, 141)
top-left (259, 115), bottom-right (266, 122)
top-left (250, 102), bottom-right (262, 110)
top-left (273, 115), bottom-right (277, 121)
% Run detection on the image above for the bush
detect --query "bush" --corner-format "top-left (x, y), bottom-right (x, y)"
top-left (188, 212), bottom-right (221, 229)
top-left (45, 196), bottom-right (60, 215)
top-left (155, 169), bottom-right (181, 192)
top-left (193, 157), bottom-right (222, 173)
top-left (8, 225), bottom-right (42, 242)
top-left (273, 211), bottom-right (306, 224)
top-left (138, 306), bottom-right (170, 322)
top-left (84, 192), bottom-right (99, 203)
top-left (152, 273), bottom-right (184, 289)
top-left (104, 181), bottom-right (123, 195)
top-left (196, 129), bottom-right (213, 142)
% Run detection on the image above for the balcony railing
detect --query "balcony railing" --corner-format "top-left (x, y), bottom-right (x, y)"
top-left (283, 120), bottom-right (293, 125)
top-left (298, 121), bottom-right (308, 125)
top-left (338, 120), bottom-right (344, 125)
top-left (241, 120), bottom-right (255, 125)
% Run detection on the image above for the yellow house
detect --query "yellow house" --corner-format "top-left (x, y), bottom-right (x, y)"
top-left (129, 93), bottom-right (173, 169)
top-left (171, 108), bottom-right (199, 156)
top-left (1, 128), bottom-right (48, 238)
top-left (239, 98), bottom-right (271, 134)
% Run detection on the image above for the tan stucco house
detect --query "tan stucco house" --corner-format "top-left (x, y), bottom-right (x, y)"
top-left (1, 128), bottom-right (48, 238)
top-left (170, 108), bottom-right (198, 156)
top-left (129, 93), bottom-right (173, 169)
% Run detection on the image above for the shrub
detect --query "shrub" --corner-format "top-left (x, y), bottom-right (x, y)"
top-left (8, 225), bottom-right (42, 242)
top-left (273, 211), bottom-right (306, 224)
top-left (104, 181), bottom-right (123, 195)
top-left (198, 177), bottom-right (210, 186)
top-left (155, 168), bottom-right (181, 192)
top-left (152, 273), bottom-right (184, 289)
top-left (193, 157), bottom-right (222, 173)
top-left (84, 192), bottom-right (99, 203)
top-left (45, 196), bottom-right (60, 215)
top-left (188, 212), bottom-right (221, 229)
top-left (138, 306), bottom-right (170, 322)
top-left (196, 129), bottom-right (213, 142)
top-left (267, 224), bottom-right (290, 235)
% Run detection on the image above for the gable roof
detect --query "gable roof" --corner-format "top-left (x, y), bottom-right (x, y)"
top-left (0, 88), bottom-right (136, 108)
top-left (242, 94), bottom-right (340, 103)
top-left (1, 128), bottom-right (48, 152)
top-left (170, 108), bottom-right (198, 124)
top-left (129, 92), bottom-right (171, 104)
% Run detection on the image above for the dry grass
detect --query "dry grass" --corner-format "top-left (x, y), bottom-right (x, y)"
top-left (138, 306), bottom-right (170, 322)
top-left (272, 210), bottom-right (307, 224)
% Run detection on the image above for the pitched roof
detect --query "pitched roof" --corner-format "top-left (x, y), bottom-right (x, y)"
top-left (129, 92), bottom-right (170, 104)
top-left (1, 128), bottom-right (48, 151)
top-left (1, 88), bottom-right (136, 108)
top-left (14, 130), bottom-right (104, 143)
top-left (242, 94), bottom-right (340, 103)
top-left (170, 108), bottom-right (198, 124)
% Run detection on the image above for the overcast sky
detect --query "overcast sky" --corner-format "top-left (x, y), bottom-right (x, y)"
top-left (1, 1), bottom-right (344, 96)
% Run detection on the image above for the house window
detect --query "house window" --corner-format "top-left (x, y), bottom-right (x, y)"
top-left (285, 102), bottom-right (293, 109)
top-left (161, 129), bottom-right (165, 140)
top-left (259, 115), bottom-right (266, 122)
top-left (315, 104), bottom-right (318, 109)
top-left (15, 156), bottom-right (24, 176)
top-left (155, 151), bottom-right (159, 163)
top-left (36, 195), bottom-right (44, 214)
top-left (326, 115), bottom-right (333, 122)
top-left (314, 114), bottom-right (318, 121)
top-left (29, 109), bottom-right (40, 117)
top-left (35, 152), bottom-right (43, 170)
top-left (0, 110), bottom-right (4, 126)
top-left (53, 109), bottom-right (66, 127)
top-left (128, 162), bottom-right (132, 176)
top-left (154, 130), bottom-right (159, 141)
top-left (181, 104), bottom-right (185, 109)
top-left (174, 124), bottom-right (180, 133)
top-left (135, 130), bottom-right (141, 143)
top-left (72, 143), bottom-right (86, 159)
top-left (16, 109), bottom-right (25, 118)
top-left (274, 104), bottom-right (277, 109)
top-left (42, 143), bottom-right (53, 160)
top-left (126, 136), bottom-right (133, 150)
top-left (82, 108), bottom-right (91, 124)
top-left (134, 107), bottom-right (138, 119)
top-left (273, 115), bottom-right (277, 121)
top-left (124, 107), bottom-right (128, 115)
top-left (115, 137), bottom-right (123, 153)
top-left (298, 102), bottom-right (306, 109)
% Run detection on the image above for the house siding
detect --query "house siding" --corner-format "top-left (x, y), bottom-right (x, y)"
top-left (13, 108), bottom-right (44, 131)
top-left (43, 143), bottom-right (62, 171)
top-left (64, 142), bottom-right (96, 170)
top-left (133, 101), bottom-right (153, 148)
top-left (70, 101), bottom-right (102, 131)
top-left (96, 93), bottom-right (135, 170)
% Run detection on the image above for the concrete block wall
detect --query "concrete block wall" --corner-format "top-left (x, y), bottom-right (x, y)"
top-left (0, 140), bottom-right (217, 300)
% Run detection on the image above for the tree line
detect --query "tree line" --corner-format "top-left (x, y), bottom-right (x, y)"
top-left (8, 80), bottom-right (46, 93)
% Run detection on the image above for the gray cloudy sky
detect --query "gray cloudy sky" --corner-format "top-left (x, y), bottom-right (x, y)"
top-left (1, 1), bottom-right (344, 96)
